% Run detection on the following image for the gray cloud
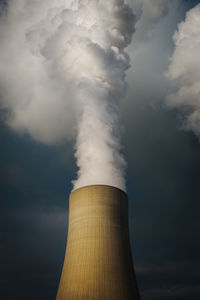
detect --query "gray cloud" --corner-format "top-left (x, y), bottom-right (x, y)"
top-left (166, 4), bottom-right (200, 138)
top-left (141, 284), bottom-right (200, 300)
top-left (127, 0), bottom-right (175, 41)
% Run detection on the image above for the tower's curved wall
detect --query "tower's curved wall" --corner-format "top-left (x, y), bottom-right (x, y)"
top-left (56, 185), bottom-right (140, 300)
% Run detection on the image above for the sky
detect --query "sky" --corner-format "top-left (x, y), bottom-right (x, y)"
top-left (1, 0), bottom-right (200, 299)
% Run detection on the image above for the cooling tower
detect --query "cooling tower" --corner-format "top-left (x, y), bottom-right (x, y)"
top-left (56, 184), bottom-right (140, 300)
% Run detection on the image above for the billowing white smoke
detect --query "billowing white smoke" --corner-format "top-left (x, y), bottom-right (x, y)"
top-left (166, 4), bottom-right (200, 138)
top-left (0, 0), bottom-right (135, 191)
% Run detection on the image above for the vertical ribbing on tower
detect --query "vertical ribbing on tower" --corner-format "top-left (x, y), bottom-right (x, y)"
top-left (56, 185), bottom-right (140, 300)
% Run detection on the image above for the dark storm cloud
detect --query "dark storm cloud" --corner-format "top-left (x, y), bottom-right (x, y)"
top-left (0, 121), bottom-right (73, 299)
top-left (0, 207), bottom-right (68, 300)
top-left (0, 121), bottom-right (75, 203)
top-left (1, 1), bottom-right (200, 300)
top-left (121, 1), bottom-right (200, 298)
top-left (136, 259), bottom-right (200, 299)
top-left (141, 285), bottom-right (200, 300)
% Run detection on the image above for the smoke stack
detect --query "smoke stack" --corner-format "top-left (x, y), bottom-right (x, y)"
top-left (56, 185), bottom-right (140, 299)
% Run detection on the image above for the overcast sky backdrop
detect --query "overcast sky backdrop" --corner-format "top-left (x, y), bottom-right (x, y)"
top-left (1, 0), bottom-right (200, 299)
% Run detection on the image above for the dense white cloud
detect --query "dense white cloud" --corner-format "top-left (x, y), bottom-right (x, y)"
top-left (0, 0), bottom-right (135, 191)
top-left (0, 0), bottom-right (194, 191)
top-left (0, 0), bottom-right (76, 144)
top-left (166, 4), bottom-right (200, 137)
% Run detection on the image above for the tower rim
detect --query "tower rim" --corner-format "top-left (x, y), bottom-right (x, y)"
top-left (71, 184), bottom-right (127, 197)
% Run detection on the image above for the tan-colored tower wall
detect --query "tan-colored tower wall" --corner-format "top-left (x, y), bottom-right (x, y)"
top-left (56, 185), bottom-right (140, 300)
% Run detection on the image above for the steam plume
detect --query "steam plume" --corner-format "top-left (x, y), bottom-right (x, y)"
top-left (166, 4), bottom-right (200, 139)
top-left (0, 0), bottom-right (135, 191)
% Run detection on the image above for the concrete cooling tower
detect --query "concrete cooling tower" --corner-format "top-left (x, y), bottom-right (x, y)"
top-left (56, 184), bottom-right (140, 300)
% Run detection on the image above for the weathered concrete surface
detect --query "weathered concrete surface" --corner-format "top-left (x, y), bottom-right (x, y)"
top-left (56, 185), bottom-right (140, 300)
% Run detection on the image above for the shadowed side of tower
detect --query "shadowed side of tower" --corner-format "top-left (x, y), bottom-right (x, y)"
top-left (56, 185), bottom-right (140, 300)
